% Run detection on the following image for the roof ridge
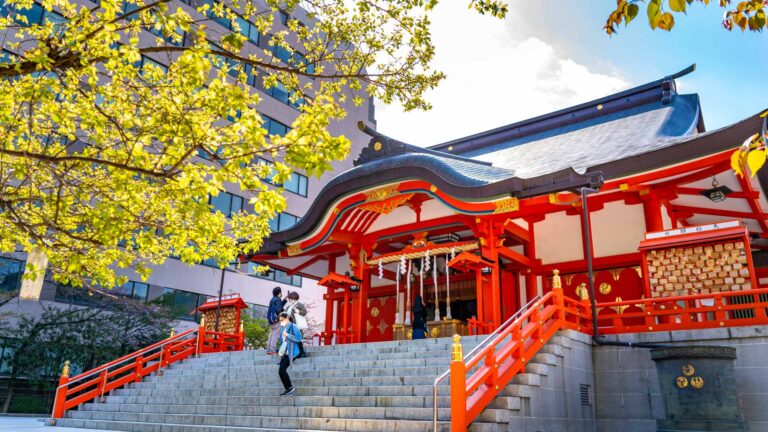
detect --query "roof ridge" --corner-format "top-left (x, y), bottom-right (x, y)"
top-left (353, 121), bottom-right (494, 167)
top-left (429, 64), bottom-right (696, 155)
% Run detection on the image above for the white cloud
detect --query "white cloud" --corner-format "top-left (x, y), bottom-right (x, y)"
top-left (374, 2), bottom-right (628, 147)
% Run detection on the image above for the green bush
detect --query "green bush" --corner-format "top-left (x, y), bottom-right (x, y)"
top-left (10, 395), bottom-right (49, 414)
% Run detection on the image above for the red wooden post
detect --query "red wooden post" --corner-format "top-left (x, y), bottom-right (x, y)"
top-left (134, 356), bottom-right (143, 383)
top-left (449, 335), bottom-right (467, 432)
top-left (52, 361), bottom-right (70, 419)
top-left (197, 318), bottom-right (206, 355)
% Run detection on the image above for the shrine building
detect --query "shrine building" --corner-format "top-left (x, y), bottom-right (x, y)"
top-left (247, 65), bottom-right (768, 344)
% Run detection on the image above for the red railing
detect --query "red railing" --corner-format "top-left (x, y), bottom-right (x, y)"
top-left (594, 287), bottom-right (768, 334)
top-left (466, 317), bottom-right (494, 336)
top-left (444, 273), bottom-right (768, 431)
top-left (52, 324), bottom-right (244, 420)
top-left (446, 285), bottom-right (590, 431)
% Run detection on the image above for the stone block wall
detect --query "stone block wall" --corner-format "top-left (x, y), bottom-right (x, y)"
top-left (594, 327), bottom-right (768, 432)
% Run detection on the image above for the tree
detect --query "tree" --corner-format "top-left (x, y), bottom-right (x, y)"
top-left (0, 0), bottom-right (506, 290)
top-left (241, 313), bottom-right (269, 349)
top-left (0, 292), bottom-right (173, 413)
top-left (604, 0), bottom-right (768, 34)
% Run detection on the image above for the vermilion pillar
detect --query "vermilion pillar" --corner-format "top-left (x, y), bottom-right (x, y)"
top-left (642, 192), bottom-right (664, 232)
top-left (524, 219), bottom-right (538, 302)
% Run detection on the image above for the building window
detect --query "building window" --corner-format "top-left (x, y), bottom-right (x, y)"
top-left (209, 191), bottom-right (244, 218)
top-left (258, 158), bottom-right (308, 197)
top-left (0, 1), bottom-right (63, 27)
top-left (269, 212), bottom-right (299, 232)
top-left (0, 257), bottom-right (24, 293)
top-left (148, 287), bottom-right (210, 321)
top-left (122, 2), bottom-right (185, 47)
top-left (246, 262), bottom-right (302, 287)
top-left (262, 115), bottom-right (290, 137)
top-left (186, 0), bottom-right (261, 48)
top-left (111, 280), bottom-right (149, 302)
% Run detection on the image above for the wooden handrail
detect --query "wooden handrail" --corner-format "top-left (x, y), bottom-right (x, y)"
top-left (52, 323), bottom-right (245, 420)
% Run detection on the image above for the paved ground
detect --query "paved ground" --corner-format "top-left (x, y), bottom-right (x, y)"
top-left (0, 416), bottom-right (110, 431)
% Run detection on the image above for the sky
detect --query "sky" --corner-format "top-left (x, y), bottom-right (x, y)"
top-left (375, 1), bottom-right (768, 147)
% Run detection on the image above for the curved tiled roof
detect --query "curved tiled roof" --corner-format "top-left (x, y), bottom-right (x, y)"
top-left (466, 93), bottom-right (701, 178)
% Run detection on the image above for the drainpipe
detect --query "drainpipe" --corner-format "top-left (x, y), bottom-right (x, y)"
top-left (579, 187), bottom-right (666, 349)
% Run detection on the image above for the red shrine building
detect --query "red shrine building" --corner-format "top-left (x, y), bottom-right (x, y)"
top-left (248, 65), bottom-right (768, 345)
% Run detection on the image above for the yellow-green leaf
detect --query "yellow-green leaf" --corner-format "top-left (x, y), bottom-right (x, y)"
top-left (731, 148), bottom-right (746, 177)
top-left (747, 148), bottom-right (767, 177)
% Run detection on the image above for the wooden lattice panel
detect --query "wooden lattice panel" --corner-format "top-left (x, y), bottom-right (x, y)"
top-left (646, 241), bottom-right (751, 298)
top-left (202, 306), bottom-right (238, 333)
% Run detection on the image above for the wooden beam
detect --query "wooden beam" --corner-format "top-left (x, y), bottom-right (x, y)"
top-left (287, 255), bottom-right (324, 276)
top-left (498, 247), bottom-right (533, 268)
top-left (503, 219), bottom-right (530, 243)
top-left (670, 204), bottom-right (768, 220)
top-left (675, 187), bottom-right (759, 200)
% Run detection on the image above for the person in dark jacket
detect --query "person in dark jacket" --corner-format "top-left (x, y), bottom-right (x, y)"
top-left (266, 287), bottom-right (283, 354)
top-left (412, 295), bottom-right (428, 339)
top-left (277, 312), bottom-right (302, 396)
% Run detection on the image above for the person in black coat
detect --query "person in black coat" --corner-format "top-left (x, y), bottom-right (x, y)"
top-left (412, 295), bottom-right (428, 339)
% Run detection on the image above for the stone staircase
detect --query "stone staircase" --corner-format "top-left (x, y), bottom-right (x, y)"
top-left (54, 330), bottom-right (592, 432)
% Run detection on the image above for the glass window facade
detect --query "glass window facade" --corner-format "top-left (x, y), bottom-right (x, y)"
top-left (258, 158), bottom-right (308, 196)
top-left (208, 191), bottom-right (245, 217)
top-left (0, 257), bottom-right (24, 293)
top-left (269, 212), bottom-right (299, 232)
top-left (246, 262), bottom-right (302, 287)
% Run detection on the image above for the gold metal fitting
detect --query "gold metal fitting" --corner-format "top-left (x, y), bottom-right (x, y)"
top-left (200, 315), bottom-right (206, 327)
top-left (169, 328), bottom-right (175, 338)
top-left (552, 269), bottom-right (562, 290)
top-left (451, 334), bottom-right (463, 362)
top-left (61, 360), bottom-right (70, 378)
top-left (239, 320), bottom-right (244, 333)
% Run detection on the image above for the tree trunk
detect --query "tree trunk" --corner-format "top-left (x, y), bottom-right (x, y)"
top-left (2, 377), bottom-right (14, 413)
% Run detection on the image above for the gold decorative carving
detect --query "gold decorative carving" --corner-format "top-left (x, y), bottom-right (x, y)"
top-left (363, 185), bottom-right (400, 202)
top-left (359, 193), bottom-right (414, 215)
top-left (429, 185), bottom-right (437, 193)
top-left (599, 282), bottom-right (612, 295)
top-left (690, 376), bottom-right (704, 389)
top-left (575, 283), bottom-right (589, 300)
top-left (608, 269), bottom-right (620, 281)
top-left (286, 244), bottom-right (302, 256)
top-left (373, 141), bottom-right (382, 151)
top-left (681, 364), bottom-right (695, 377)
top-left (371, 307), bottom-right (380, 318)
top-left (493, 197), bottom-right (520, 214)
top-left (407, 330), bottom-right (413, 340)
top-left (378, 320), bottom-right (388, 334)
top-left (675, 376), bottom-right (689, 389)
top-left (431, 327), bottom-right (440, 338)
top-left (610, 297), bottom-right (628, 314)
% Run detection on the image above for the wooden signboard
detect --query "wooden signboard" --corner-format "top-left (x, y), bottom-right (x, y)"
top-left (639, 221), bottom-right (757, 299)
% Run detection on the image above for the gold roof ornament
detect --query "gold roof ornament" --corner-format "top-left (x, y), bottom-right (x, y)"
top-left (493, 197), bottom-right (519, 214)
top-left (286, 244), bottom-right (303, 256)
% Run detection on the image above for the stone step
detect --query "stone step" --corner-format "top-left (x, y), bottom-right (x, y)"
top-left (130, 374), bottom-right (450, 389)
top-left (70, 402), bottom-right (510, 423)
top-left (161, 355), bottom-right (458, 373)
top-left (56, 417), bottom-right (453, 432)
top-left (95, 392), bottom-right (521, 411)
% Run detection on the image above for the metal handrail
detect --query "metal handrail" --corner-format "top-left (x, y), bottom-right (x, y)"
top-left (51, 329), bottom-right (199, 419)
top-left (431, 295), bottom-right (541, 431)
